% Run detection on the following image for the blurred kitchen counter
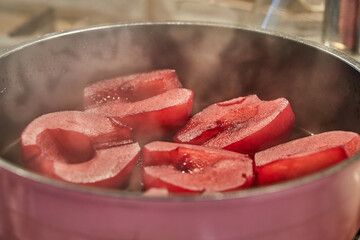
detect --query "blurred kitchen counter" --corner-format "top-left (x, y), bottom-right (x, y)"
top-left (0, 0), bottom-right (253, 48)
top-left (0, 0), bottom-right (358, 61)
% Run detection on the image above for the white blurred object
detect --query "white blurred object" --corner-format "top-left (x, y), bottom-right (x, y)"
top-left (250, 0), bottom-right (324, 40)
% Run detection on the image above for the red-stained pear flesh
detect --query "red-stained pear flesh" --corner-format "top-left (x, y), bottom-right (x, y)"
top-left (86, 88), bottom-right (194, 138)
top-left (142, 141), bottom-right (254, 193)
top-left (174, 95), bottom-right (295, 155)
top-left (255, 131), bottom-right (360, 185)
top-left (21, 111), bottom-right (140, 188)
top-left (83, 69), bottom-right (182, 108)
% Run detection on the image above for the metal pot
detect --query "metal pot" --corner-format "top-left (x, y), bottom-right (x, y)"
top-left (0, 22), bottom-right (359, 240)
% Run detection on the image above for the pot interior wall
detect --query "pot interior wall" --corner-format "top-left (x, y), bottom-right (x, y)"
top-left (0, 23), bottom-right (359, 166)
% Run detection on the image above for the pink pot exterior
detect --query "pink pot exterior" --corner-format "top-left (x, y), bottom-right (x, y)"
top-left (1, 159), bottom-right (360, 240)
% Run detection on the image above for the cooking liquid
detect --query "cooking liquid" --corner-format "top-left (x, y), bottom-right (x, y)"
top-left (0, 126), bottom-right (313, 193)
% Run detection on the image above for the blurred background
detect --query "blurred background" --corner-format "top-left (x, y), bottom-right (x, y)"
top-left (0, 0), bottom-right (324, 47)
top-left (0, 0), bottom-right (358, 59)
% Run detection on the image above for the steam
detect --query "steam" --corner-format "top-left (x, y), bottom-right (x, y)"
top-left (0, 24), bottom-right (359, 187)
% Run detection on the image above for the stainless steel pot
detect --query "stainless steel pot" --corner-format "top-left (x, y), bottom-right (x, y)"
top-left (0, 22), bottom-right (360, 240)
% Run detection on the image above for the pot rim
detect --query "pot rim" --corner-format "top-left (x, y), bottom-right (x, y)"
top-left (1, 21), bottom-right (359, 202)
